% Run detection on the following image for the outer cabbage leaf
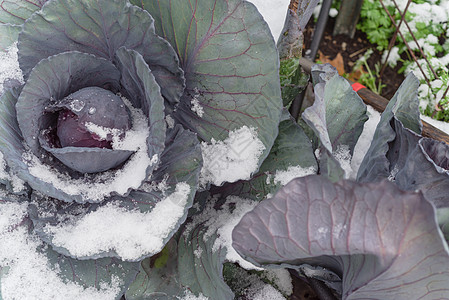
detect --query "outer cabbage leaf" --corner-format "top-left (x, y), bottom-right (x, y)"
top-left (211, 111), bottom-right (317, 200)
top-left (132, 0), bottom-right (283, 174)
top-left (126, 226), bottom-right (233, 300)
top-left (0, 201), bottom-right (139, 300)
top-left (302, 72), bottom-right (368, 155)
top-left (233, 175), bottom-right (449, 299)
top-left (302, 70), bottom-right (367, 181)
top-left (438, 208), bottom-right (449, 242)
top-left (29, 125), bottom-right (202, 261)
top-left (0, 24), bottom-right (20, 52)
top-left (355, 74), bottom-right (449, 207)
top-left (43, 247), bottom-right (140, 300)
top-left (0, 0), bottom-right (47, 25)
top-left (18, 0), bottom-right (184, 106)
top-left (357, 73), bottom-right (421, 182)
top-left (394, 131), bottom-right (449, 208)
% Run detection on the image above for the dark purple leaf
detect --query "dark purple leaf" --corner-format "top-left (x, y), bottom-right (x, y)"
top-left (357, 73), bottom-right (421, 182)
top-left (40, 146), bottom-right (134, 174)
top-left (132, 0), bottom-right (283, 175)
top-left (18, 0), bottom-right (184, 106)
top-left (233, 175), bottom-right (449, 299)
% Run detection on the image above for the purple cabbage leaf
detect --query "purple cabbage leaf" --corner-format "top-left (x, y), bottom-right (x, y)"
top-left (18, 0), bottom-right (184, 109)
top-left (232, 175), bottom-right (449, 299)
top-left (131, 0), bottom-right (283, 177)
top-left (301, 65), bottom-right (368, 181)
top-left (0, 0), bottom-right (48, 25)
top-left (357, 73), bottom-right (421, 183)
top-left (125, 221), bottom-right (233, 300)
top-left (357, 73), bottom-right (449, 208)
top-left (0, 24), bottom-right (20, 52)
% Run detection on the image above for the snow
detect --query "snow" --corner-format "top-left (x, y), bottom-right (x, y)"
top-left (185, 195), bottom-right (260, 270)
top-left (166, 114), bottom-right (175, 129)
top-left (212, 197), bottom-right (260, 270)
top-left (263, 269), bottom-right (293, 296)
top-left (421, 114), bottom-right (449, 134)
top-left (249, 284), bottom-right (286, 300)
top-left (382, 46), bottom-right (400, 67)
top-left (190, 88), bottom-right (204, 117)
top-left (84, 122), bottom-right (124, 144)
top-left (350, 105), bottom-right (381, 179)
top-left (273, 165), bottom-right (317, 185)
top-left (0, 202), bottom-right (122, 300)
top-left (333, 145), bottom-right (352, 179)
top-left (23, 97), bottom-right (158, 202)
top-left (179, 291), bottom-right (209, 300)
top-left (247, 0), bottom-right (290, 40)
top-left (0, 43), bottom-right (23, 94)
top-left (44, 182), bottom-right (190, 260)
top-left (200, 126), bottom-right (265, 187)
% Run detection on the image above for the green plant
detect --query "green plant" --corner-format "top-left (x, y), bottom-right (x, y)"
top-left (357, 0), bottom-right (396, 51)
top-left (353, 49), bottom-right (386, 94)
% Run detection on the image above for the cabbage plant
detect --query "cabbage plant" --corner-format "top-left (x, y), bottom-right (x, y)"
top-left (1, 0), bottom-right (449, 299)
top-left (0, 0), bottom-right (282, 298)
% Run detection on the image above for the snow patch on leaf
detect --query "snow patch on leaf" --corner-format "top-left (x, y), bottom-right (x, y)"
top-left (44, 182), bottom-right (190, 260)
top-left (165, 115), bottom-right (175, 129)
top-left (180, 290), bottom-right (209, 300)
top-left (350, 105), bottom-right (381, 179)
top-left (0, 202), bottom-right (122, 300)
top-left (333, 145), bottom-right (352, 179)
top-left (24, 151), bottom-right (157, 202)
top-left (186, 195), bottom-right (260, 270)
top-left (85, 96), bottom-right (149, 151)
top-left (262, 269), bottom-right (293, 296)
top-left (190, 88), bottom-right (204, 117)
top-left (0, 43), bottom-right (23, 94)
top-left (200, 126), bottom-right (265, 186)
top-left (248, 284), bottom-right (286, 300)
top-left (273, 165), bottom-right (317, 186)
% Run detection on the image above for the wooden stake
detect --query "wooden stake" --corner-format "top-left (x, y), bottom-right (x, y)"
top-left (333, 0), bottom-right (364, 38)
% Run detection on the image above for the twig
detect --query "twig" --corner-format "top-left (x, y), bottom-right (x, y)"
top-left (378, 0), bottom-right (433, 89)
top-left (289, 0), bottom-right (299, 12)
top-left (349, 47), bottom-right (369, 58)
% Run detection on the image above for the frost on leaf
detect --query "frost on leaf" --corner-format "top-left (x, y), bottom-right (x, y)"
top-left (200, 126), bottom-right (265, 187)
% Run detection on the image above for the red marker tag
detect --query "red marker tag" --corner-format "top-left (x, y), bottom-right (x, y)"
top-left (352, 82), bottom-right (366, 92)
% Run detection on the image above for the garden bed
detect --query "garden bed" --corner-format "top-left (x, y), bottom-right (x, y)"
top-left (304, 17), bottom-right (405, 100)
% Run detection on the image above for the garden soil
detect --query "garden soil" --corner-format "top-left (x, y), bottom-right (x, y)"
top-left (304, 17), bottom-right (405, 100)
